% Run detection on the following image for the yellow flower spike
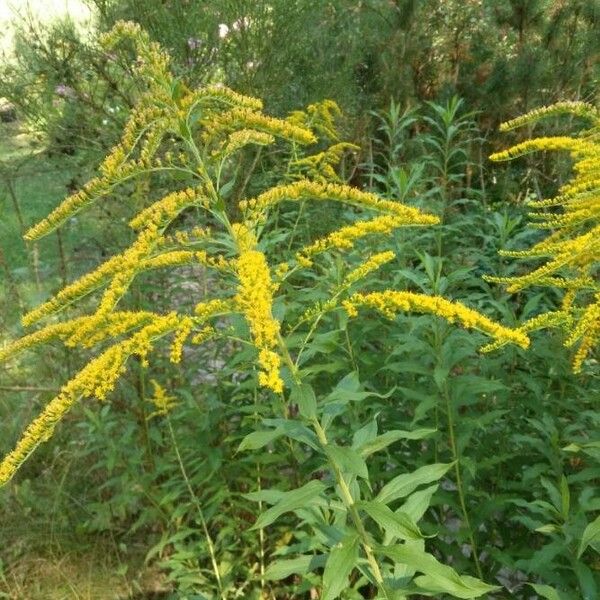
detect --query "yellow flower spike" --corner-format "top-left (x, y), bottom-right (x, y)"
top-left (170, 317), bottom-right (194, 364)
top-left (291, 142), bottom-right (360, 181)
top-left (64, 311), bottom-right (156, 349)
top-left (343, 251), bottom-right (396, 286)
top-left (0, 313), bottom-right (183, 486)
top-left (215, 129), bottom-right (275, 158)
top-left (234, 249), bottom-right (284, 393)
top-left (147, 380), bottom-right (178, 419)
top-left (498, 101), bottom-right (600, 132)
top-left (231, 222), bottom-right (258, 253)
top-left (202, 107), bottom-right (316, 147)
top-left (0, 320), bottom-right (83, 362)
top-left (489, 137), bottom-right (594, 162)
top-left (343, 291), bottom-right (530, 350)
top-left (191, 326), bottom-right (216, 345)
top-left (240, 181), bottom-right (439, 225)
top-left (295, 215), bottom-right (430, 265)
top-left (188, 85), bottom-right (263, 112)
top-left (257, 349), bottom-right (284, 394)
top-left (489, 101), bottom-right (600, 370)
top-left (95, 226), bottom-right (163, 317)
top-left (194, 299), bottom-right (233, 320)
top-left (129, 187), bottom-right (207, 230)
top-left (24, 106), bottom-right (169, 242)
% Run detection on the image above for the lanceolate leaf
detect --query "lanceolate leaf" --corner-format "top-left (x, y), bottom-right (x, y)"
top-left (358, 428), bottom-right (436, 458)
top-left (376, 463), bottom-right (453, 505)
top-left (290, 382), bottom-right (318, 420)
top-left (399, 485), bottom-right (439, 523)
top-left (251, 480), bottom-right (327, 530)
top-left (264, 554), bottom-right (328, 580)
top-left (577, 514), bottom-right (600, 559)
top-left (322, 535), bottom-right (359, 600)
top-left (356, 501), bottom-right (425, 541)
top-left (238, 428), bottom-right (283, 452)
top-left (379, 544), bottom-right (499, 598)
top-left (527, 583), bottom-right (567, 600)
top-left (326, 445), bottom-right (369, 479)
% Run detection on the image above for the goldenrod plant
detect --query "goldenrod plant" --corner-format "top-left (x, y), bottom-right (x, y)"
top-left (488, 101), bottom-right (600, 373)
top-left (0, 22), bottom-right (531, 598)
top-left (488, 101), bottom-right (600, 600)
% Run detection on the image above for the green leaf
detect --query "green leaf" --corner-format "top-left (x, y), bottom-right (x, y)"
top-left (535, 524), bottom-right (560, 535)
top-left (399, 485), bottom-right (439, 523)
top-left (356, 501), bottom-right (424, 541)
top-left (352, 418), bottom-right (378, 450)
top-left (242, 489), bottom-right (284, 504)
top-left (322, 535), bottom-right (359, 600)
top-left (264, 554), bottom-right (327, 580)
top-left (415, 574), bottom-right (499, 599)
top-left (218, 179), bottom-right (235, 199)
top-left (359, 429), bottom-right (436, 458)
top-left (560, 475), bottom-right (570, 520)
top-left (290, 382), bottom-right (317, 420)
top-left (527, 583), bottom-right (563, 600)
top-left (379, 544), bottom-right (499, 598)
top-left (262, 419), bottom-right (319, 449)
top-left (376, 463), bottom-right (453, 505)
top-left (578, 514), bottom-right (600, 558)
top-left (573, 559), bottom-right (598, 599)
top-left (238, 428), bottom-right (283, 452)
top-left (251, 480), bottom-right (327, 530)
top-left (433, 366), bottom-right (449, 391)
top-left (327, 445), bottom-right (369, 480)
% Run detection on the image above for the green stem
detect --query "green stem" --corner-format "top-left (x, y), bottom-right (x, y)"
top-left (277, 337), bottom-right (389, 596)
top-left (312, 420), bottom-right (389, 596)
top-left (441, 375), bottom-right (483, 580)
top-left (166, 416), bottom-right (225, 599)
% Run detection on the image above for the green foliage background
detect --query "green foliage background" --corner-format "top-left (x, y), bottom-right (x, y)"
top-left (0, 2), bottom-right (598, 598)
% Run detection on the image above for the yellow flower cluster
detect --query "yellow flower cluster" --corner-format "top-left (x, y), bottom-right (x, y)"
top-left (287, 99), bottom-right (342, 141)
top-left (25, 124), bottom-right (169, 242)
top-left (76, 312), bottom-right (158, 348)
top-left (100, 21), bottom-right (172, 92)
top-left (343, 251), bottom-right (396, 285)
top-left (489, 137), bottom-right (593, 162)
top-left (0, 312), bottom-right (183, 486)
top-left (291, 142), bottom-right (359, 182)
top-left (170, 317), bottom-right (194, 364)
top-left (129, 188), bottom-right (207, 230)
top-left (239, 181), bottom-right (440, 225)
top-left (216, 129), bottom-right (275, 158)
top-left (234, 249), bottom-right (283, 393)
top-left (0, 320), bottom-right (82, 362)
top-left (202, 107), bottom-right (316, 147)
top-left (499, 101), bottom-right (599, 132)
top-left (141, 250), bottom-right (230, 272)
top-left (488, 101), bottom-right (600, 371)
top-left (25, 170), bottom-right (127, 241)
top-left (566, 293), bottom-right (600, 373)
top-left (191, 325), bottom-right (216, 345)
top-left (343, 291), bottom-right (530, 351)
top-left (187, 85), bottom-right (263, 112)
top-left (176, 226), bottom-right (211, 244)
top-left (147, 380), bottom-right (178, 419)
top-left (231, 222), bottom-right (258, 253)
top-left (96, 226), bottom-right (162, 316)
top-left (296, 214), bottom-right (424, 266)
top-left (194, 299), bottom-right (233, 320)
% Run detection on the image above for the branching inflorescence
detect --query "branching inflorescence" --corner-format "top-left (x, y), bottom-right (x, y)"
top-left (0, 21), bottom-right (528, 486)
top-left (487, 101), bottom-right (600, 372)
